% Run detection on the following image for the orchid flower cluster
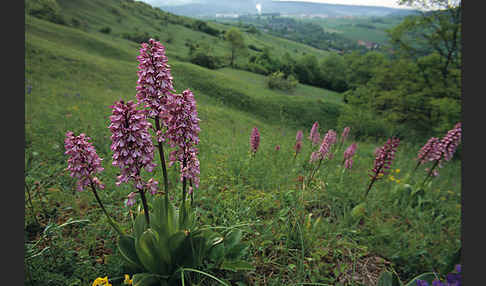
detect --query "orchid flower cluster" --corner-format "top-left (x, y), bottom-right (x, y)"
top-left (310, 129), bottom-right (337, 163)
top-left (65, 38), bottom-right (201, 228)
top-left (340, 126), bottom-right (350, 145)
top-left (415, 123), bottom-right (462, 180)
top-left (294, 130), bottom-right (303, 157)
top-left (365, 137), bottom-right (400, 197)
top-left (164, 89), bottom-right (201, 193)
top-left (309, 121), bottom-right (321, 146)
top-left (343, 142), bottom-right (357, 170)
top-left (64, 132), bottom-right (105, 191)
top-left (250, 127), bottom-right (260, 155)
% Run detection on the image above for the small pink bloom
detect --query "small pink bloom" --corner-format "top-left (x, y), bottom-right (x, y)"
top-left (64, 131), bottom-right (104, 191)
top-left (369, 137), bottom-right (400, 180)
top-left (109, 100), bottom-right (157, 188)
top-left (250, 127), bottom-right (260, 154)
top-left (340, 127), bottom-right (350, 144)
top-left (309, 121), bottom-right (320, 146)
top-left (344, 158), bottom-right (353, 169)
top-left (164, 89), bottom-right (201, 188)
top-left (126, 192), bottom-right (137, 207)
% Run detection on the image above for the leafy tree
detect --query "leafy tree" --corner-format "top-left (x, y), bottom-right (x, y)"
top-left (224, 28), bottom-right (247, 68)
top-left (320, 54), bottom-right (348, 92)
top-left (294, 54), bottom-right (321, 86)
top-left (388, 0), bottom-right (461, 86)
top-left (344, 51), bottom-right (387, 89)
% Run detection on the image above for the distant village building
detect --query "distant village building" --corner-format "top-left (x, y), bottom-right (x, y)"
top-left (357, 40), bottom-right (379, 50)
top-left (215, 13), bottom-right (239, 18)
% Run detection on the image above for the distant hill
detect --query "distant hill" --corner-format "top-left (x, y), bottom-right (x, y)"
top-left (155, 0), bottom-right (418, 18)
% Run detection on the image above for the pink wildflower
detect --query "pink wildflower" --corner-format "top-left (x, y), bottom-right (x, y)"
top-left (136, 39), bottom-right (174, 119)
top-left (309, 121), bottom-right (320, 146)
top-left (439, 122), bottom-right (461, 162)
top-left (296, 130), bottom-right (303, 142)
top-left (275, 145), bottom-right (281, 151)
top-left (344, 158), bottom-right (353, 169)
top-left (344, 142), bottom-right (357, 161)
top-left (310, 129), bottom-right (337, 163)
top-left (294, 130), bottom-right (303, 156)
top-left (250, 127), bottom-right (260, 154)
top-left (421, 122), bottom-right (462, 177)
top-left (340, 127), bottom-right (350, 144)
top-left (109, 100), bottom-right (157, 188)
top-left (294, 141), bottom-right (302, 155)
top-left (343, 142), bottom-right (357, 169)
top-left (125, 192), bottom-right (137, 207)
top-left (165, 89), bottom-right (201, 188)
top-left (64, 131), bottom-right (105, 191)
top-left (369, 137), bottom-right (400, 180)
top-left (416, 137), bottom-right (441, 166)
top-left (365, 137), bottom-right (400, 197)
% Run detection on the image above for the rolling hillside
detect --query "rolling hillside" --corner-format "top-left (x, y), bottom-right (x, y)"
top-left (25, 0), bottom-right (344, 164)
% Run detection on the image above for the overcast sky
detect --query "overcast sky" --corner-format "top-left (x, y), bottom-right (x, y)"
top-left (140, 0), bottom-right (411, 9)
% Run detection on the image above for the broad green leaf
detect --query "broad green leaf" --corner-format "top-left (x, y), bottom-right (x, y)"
top-left (118, 235), bottom-right (143, 269)
top-left (377, 271), bottom-right (401, 286)
top-left (135, 229), bottom-right (166, 274)
top-left (225, 242), bottom-right (249, 260)
top-left (220, 260), bottom-right (255, 272)
top-left (208, 243), bottom-right (225, 264)
top-left (132, 273), bottom-right (162, 286)
top-left (404, 272), bottom-right (436, 286)
top-left (224, 229), bottom-right (243, 250)
top-left (134, 212), bottom-right (148, 239)
top-left (351, 202), bottom-right (366, 219)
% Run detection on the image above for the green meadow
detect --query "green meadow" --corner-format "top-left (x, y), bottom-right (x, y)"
top-left (25, 1), bottom-right (461, 285)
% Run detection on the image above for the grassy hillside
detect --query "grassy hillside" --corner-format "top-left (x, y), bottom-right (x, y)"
top-left (25, 1), bottom-right (461, 286)
top-left (302, 16), bottom-right (405, 44)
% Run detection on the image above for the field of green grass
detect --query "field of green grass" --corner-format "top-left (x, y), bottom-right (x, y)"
top-left (302, 16), bottom-right (405, 44)
top-left (25, 1), bottom-right (461, 285)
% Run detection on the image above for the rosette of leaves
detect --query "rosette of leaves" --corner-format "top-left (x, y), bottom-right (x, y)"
top-left (117, 196), bottom-right (253, 285)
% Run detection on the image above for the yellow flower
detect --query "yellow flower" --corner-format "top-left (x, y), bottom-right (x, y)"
top-left (389, 176), bottom-right (395, 181)
top-left (92, 277), bottom-right (109, 286)
top-left (396, 180), bottom-right (401, 183)
top-left (395, 169), bottom-right (400, 173)
top-left (124, 274), bottom-right (133, 285)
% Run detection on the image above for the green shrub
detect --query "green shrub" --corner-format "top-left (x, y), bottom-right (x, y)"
top-left (26, 0), bottom-right (66, 25)
top-left (99, 26), bottom-right (111, 34)
top-left (190, 51), bottom-right (223, 70)
top-left (337, 104), bottom-right (392, 140)
top-left (265, 71), bottom-right (298, 91)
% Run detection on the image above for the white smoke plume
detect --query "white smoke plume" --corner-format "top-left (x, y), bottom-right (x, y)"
top-left (256, 3), bottom-right (262, 14)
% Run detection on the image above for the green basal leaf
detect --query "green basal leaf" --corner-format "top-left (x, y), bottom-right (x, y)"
top-left (404, 272), bottom-right (436, 286)
top-left (134, 211), bottom-right (148, 239)
top-left (351, 202), bottom-right (366, 219)
top-left (208, 243), bottom-right (226, 264)
top-left (225, 242), bottom-right (249, 260)
top-left (132, 273), bottom-right (163, 286)
top-left (118, 235), bottom-right (143, 269)
top-left (377, 271), bottom-right (401, 286)
top-left (224, 229), bottom-right (243, 250)
top-left (219, 260), bottom-right (255, 272)
top-left (135, 229), bottom-right (167, 275)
